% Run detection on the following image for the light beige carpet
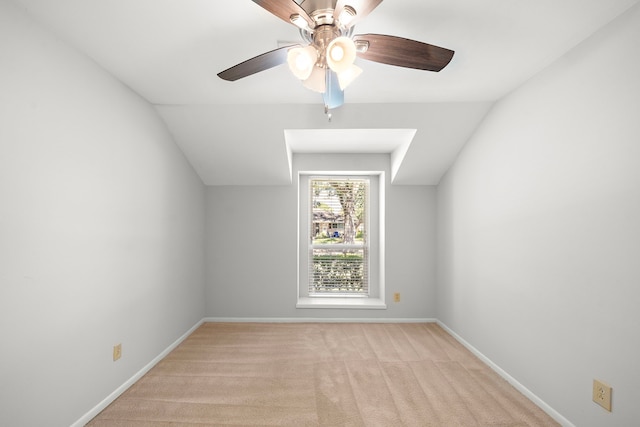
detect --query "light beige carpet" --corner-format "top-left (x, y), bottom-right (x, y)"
top-left (87, 322), bottom-right (559, 426)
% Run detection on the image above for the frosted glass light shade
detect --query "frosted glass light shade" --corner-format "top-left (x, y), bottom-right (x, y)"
top-left (337, 64), bottom-right (362, 90)
top-left (303, 66), bottom-right (326, 93)
top-left (287, 46), bottom-right (318, 80)
top-left (326, 37), bottom-right (356, 73)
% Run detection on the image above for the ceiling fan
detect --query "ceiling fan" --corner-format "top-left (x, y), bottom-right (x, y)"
top-left (218, 0), bottom-right (454, 111)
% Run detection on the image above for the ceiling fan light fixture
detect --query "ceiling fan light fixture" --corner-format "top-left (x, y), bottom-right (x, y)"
top-left (287, 45), bottom-right (318, 80)
top-left (220, 1), bottom-right (454, 112)
top-left (326, 36), bottom-right (357, 73)
top-left (303, 65), bottom-right (326, 93)
top-left (330, 45), bottom-right (344, 61)
top-left (337, 64), bottom-right (362, 90)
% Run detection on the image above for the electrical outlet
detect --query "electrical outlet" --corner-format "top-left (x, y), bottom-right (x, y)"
top-left (593, 379), bottom-right (612, 412)
top-left (393, 292), bottom-right (400, 302)
top-left (113, 343), bottom-right (122, 361)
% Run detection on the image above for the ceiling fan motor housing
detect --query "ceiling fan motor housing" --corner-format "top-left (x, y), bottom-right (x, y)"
top-left (311, 25), bottom-right (341, 66)
top-left (299, 0), bottom-right (337, 16)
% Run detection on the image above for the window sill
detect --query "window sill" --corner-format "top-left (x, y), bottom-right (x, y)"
top-left (296, 297), bottom-right (387, 309)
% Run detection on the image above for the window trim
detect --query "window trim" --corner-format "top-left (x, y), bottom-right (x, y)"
top-left (297, 171), bottom-right (386, 309)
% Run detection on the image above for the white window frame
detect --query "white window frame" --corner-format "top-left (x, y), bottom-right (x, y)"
top-left (297, 171), bottom-right (386, 309)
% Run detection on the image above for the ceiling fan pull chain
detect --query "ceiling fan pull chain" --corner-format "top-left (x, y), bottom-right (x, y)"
top-left (324, 105), bottom-right (332, 122)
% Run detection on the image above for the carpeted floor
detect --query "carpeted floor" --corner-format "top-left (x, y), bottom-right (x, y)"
top-left (87, 322), bottom-right (560, 426)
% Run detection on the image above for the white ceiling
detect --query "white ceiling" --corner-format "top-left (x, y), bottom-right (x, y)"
top-left (11, 0), bottom-right (639, 184)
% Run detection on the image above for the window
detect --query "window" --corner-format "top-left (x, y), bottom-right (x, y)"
top-left (297, 172), bottom-right (385, 309)
top-left (309, 178), bottom-right (369, 296)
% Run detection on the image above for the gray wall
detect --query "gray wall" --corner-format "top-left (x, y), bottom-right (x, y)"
top-left (205, 154), bottom-right (437, 319)
top-left (437, 4), bottom-right (640, 426)
top-left (0, 3), bottom-right (206, 426)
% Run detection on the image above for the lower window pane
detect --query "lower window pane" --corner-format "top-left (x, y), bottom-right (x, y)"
top-left (310, 248), bottom-right (367, 295)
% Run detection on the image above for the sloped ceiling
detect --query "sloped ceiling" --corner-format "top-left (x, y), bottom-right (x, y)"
top-left (10, 0), bottom-right (639, 184)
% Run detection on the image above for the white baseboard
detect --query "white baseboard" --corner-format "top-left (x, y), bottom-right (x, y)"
top-left (71, 319), bottom-right (204, 427)
top-left (436, 321), bottom-right (574, 427)
top-left (203, 317), bottom-right (438, 323)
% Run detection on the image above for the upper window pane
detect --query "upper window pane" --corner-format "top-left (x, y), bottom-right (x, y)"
top-left (311, 179), bottom-right (367, 246)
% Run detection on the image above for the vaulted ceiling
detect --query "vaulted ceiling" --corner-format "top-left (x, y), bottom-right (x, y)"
top-left (11, 0), bottom-right (639, 184)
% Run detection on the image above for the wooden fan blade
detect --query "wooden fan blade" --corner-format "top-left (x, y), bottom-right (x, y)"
top-left (218, 45), bottom-right (298, 81)
top-left (334, 0), bottom-right (383, 28)
top-left (353, 34), bottom-right (454, 72)
top-left (251, 0), bottom-right (314, 28)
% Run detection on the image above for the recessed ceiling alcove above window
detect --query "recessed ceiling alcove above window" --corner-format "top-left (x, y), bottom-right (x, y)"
top-left (284, 128), bottom-right (416, 183)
